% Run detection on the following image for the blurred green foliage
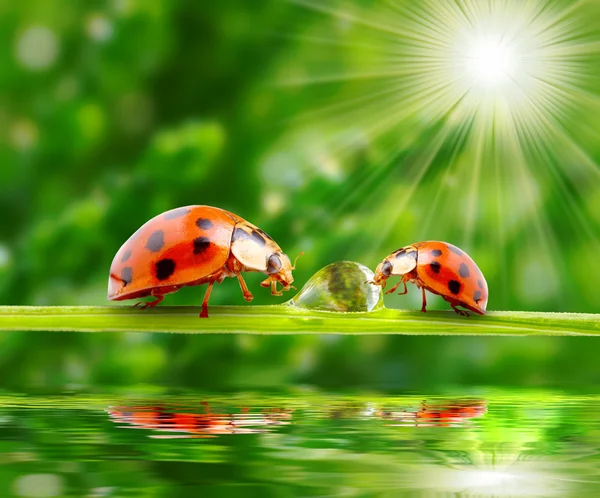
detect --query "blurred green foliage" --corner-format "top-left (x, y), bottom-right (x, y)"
top-left (0, 1), bottom-right (599, 391)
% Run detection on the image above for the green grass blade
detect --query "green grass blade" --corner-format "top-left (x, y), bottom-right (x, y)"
top-left (0, 305), bottom-right (598, 335)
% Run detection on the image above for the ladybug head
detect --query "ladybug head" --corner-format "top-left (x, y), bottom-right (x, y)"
top-left (369, 259), bottom-right (393, 288)
top-left (369, 247), bottom-right (417, 288)
top-left (260, 251), bottom-right (302, 296)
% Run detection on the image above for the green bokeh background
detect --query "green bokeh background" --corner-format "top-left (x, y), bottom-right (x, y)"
top-left (1, 0), bottom-right (599, 390)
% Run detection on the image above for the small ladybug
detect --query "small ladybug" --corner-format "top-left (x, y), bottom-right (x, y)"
top-left (369, 241), bottom-right (488, 316)
top-left (108, 205), bottom-right (297, 318)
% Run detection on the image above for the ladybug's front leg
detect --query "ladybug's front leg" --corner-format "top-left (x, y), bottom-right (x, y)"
top-left (386, 280), bottom-right (408, 295)
top-left (235, 272), bottom-right (254, 302)
top-left (420, 286), bottom-right (427, 313)
top-left (270, 280), bottom-right (283, 297)
top-left (385, 280), bottom-right (402, 295)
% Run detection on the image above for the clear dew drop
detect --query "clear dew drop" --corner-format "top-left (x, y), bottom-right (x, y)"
top-left (289, 261), bottom-right (383, 312)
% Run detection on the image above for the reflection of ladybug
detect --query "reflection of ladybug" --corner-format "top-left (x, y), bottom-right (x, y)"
top-left (416, 400), bottom-right (487, 423)
top-left (106, 404), bottom-right (234, 436)
top-left (106, 403), bottom-right (293, 437)
top-left (377, 399), bottom-right (487, 427)
top-left (370, 241), bottom-right (488, 315)
top-left (108, 205), bottom-right (296, 317)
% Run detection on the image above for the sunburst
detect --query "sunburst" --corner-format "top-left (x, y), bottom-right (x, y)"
top-left (263, 0), bottom-right (600, 309)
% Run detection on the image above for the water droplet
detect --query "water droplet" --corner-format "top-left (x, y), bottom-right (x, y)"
top-left (289, 261), bottom-right (383, 312)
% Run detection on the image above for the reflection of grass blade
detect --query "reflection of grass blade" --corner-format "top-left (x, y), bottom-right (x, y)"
top-left (0, 306), bottom-right (598, 336)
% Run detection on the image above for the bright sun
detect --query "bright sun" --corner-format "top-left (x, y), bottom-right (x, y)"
top-left (467, 39), bottom-right (515, 85)
top-left (440, 5), bottom-right (551, 126)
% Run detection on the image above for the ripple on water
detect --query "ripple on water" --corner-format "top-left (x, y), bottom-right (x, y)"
top-left (1, 389), bottom-right (600, 496)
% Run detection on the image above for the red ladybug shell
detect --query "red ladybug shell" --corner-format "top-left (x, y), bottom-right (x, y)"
top-left (108, 206), bottom-right (241, 301)
top-left (414, 241), bottom-right (488, 314)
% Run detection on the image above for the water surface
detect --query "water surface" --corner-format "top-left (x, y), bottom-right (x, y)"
top-left (1, 387), bottom-right (599, 496)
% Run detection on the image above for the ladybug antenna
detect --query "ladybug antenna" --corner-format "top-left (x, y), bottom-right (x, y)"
top-left (292, 251), bottom-right (304, 270)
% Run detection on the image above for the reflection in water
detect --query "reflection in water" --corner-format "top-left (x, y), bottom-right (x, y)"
top-left (378, 399), bottom-right (487, 427)
top-left (107, 402), bottom-right (293, 438)
top-left (0, 390), bottom-right (599, 496)
top-left (107, 398), bottom-right (486, 438)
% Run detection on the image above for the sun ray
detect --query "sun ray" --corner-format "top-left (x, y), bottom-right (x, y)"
top-left (502, 96), bottom-right (577, 309)
top-left (510, 95), bottom-right (600, 251)
top-left (290, 0), bottom-right (409, 39)
top-left (418, 107), bottom-right (479, 238)
top-left (363, 119), bottom-right (460, 260)
top-left (267, 0), bottom-right (600, 308)
top-left (461, 109), bottom-right (486, 249)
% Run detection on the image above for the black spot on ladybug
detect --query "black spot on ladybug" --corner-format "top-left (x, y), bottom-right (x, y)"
top-left (478, 279), bottom-right (484, 289)
top-left (431, 249), bottom-right (442, 257)
top-left (155, 259), bottom-right (176, 280)
top-left (430, 261), bottom-right (441, 274)
top-left (121, 267), bottom-right (133, 286)
top-left (233, 227), bottom-right (266, 246)
top-left (164, 207), bottom-right (191, 220)
top-left (146, 230), bottom-right (165, 253)
top-left (267, 254), bottom-right (282, 274)
top-left (474, 290), bottom-right (482, 303)
top-left (253, 226), bottom-right (273, 240)
top-left (396, 249), bottom-right (417, 264)
top-left (193, 236), bottom-right (211, 255)
top-left (459, 262), bottom-right (470, 278)
top-left (251, 230), bottom-right (267, 245)
top-left (449, 245), bottom-right (464, 256)
top-left (394, 248), bottom-right (407, 257)
top-left (381, 260), bottom-right (392, 277)
top-left (196, 218), bottom-right (213, 230)
top-left (121, 249), bottom-right (132, 263)
top-left (448, 279), bottom-right (461, 295)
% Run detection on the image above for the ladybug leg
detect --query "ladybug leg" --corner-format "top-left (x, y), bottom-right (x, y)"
top-left (134, 294), bottom-right (165, 309)
top-left (385, 281), bottom-right (408, 295)
top-left (200, 280), bottom-right (215, 318)
top-left (450, 304), bottom-right (470, 317)
top-left (235, 273), bottom-right (254, 302)
top-left (420, 287), bottom-right (427, 313)
top-left (270, 280), bottom-right (283, 297)
top-left (398, 281), bottom-right (408, 295)
top-left (385, 280), bottom-right (402, 295)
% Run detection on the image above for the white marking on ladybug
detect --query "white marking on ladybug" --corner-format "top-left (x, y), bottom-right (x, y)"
top-left (390, 249), bottom-right (417, 275)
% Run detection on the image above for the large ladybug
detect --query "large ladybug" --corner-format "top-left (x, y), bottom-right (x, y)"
top-left (369, 241), bottom-right (488, 316)
top-left (108, 205), bottom-right (296, 317)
